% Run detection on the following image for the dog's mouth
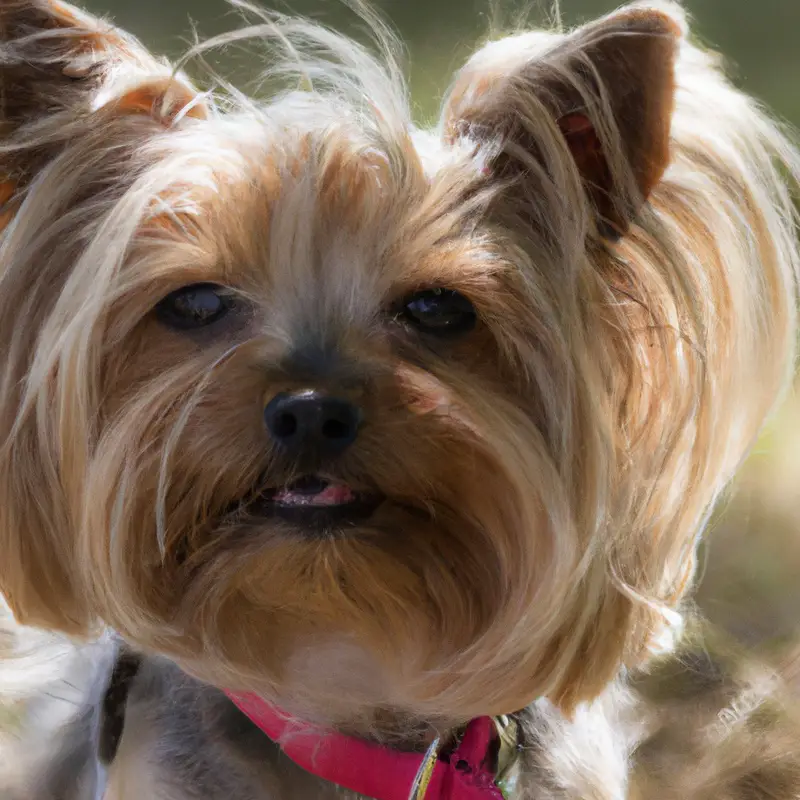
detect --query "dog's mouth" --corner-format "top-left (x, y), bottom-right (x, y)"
top-left (270, 475), bottom-right (358, 507)
top-left (242, 475), bottom-right (384, 530)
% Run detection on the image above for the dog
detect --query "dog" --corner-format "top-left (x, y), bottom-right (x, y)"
top-left (1, 0), bottom-right (800, 797)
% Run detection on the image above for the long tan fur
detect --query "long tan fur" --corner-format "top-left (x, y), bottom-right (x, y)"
top-left (0, 1), bottom-right (799, 796)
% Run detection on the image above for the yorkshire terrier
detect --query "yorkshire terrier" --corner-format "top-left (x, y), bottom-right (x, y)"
top-left (1, 0), bottom-right (800, 797)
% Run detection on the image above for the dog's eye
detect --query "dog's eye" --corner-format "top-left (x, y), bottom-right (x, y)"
top-left (401, 288), bottom-right (476, 335)
top-left (156, 284), bottom-right (231, 330)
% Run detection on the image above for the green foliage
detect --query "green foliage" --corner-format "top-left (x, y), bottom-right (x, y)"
top-left (81, 0), bottom-right (800, 124)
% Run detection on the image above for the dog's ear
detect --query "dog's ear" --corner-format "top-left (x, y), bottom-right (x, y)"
top-left (441, 6), bottom-right (681, 239)
top-left (0, 0), bottom-right (206, 184)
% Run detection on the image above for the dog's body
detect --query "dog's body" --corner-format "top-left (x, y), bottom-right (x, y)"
top-left (1, 0), bottom-right (800, 797)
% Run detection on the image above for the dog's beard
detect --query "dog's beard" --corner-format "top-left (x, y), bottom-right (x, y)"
top-left (80, 347), bottom-right (580, 726)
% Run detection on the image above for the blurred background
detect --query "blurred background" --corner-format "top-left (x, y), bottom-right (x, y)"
top-left (82, 0), bottom-right (800, 660)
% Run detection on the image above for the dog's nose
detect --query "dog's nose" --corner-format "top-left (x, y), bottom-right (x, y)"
top-left (264, 391), bottom-right (361, 458)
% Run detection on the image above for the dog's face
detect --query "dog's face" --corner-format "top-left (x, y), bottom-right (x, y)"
top-left (0, 1), bottom-right (795, 729)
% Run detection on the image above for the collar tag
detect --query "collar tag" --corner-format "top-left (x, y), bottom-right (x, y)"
top-left (494, 716), bottom-right (521, 799)
top-left (408, 736), bottom-right (441, 799)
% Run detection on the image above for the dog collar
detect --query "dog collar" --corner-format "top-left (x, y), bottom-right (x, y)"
top-left (224, 691), bottom-right (521, 800)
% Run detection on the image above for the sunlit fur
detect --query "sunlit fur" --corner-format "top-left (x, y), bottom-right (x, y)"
top-left (0, 0), bottom-right (799, 756)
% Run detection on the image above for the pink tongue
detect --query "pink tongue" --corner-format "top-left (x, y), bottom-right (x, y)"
top-left (274, 483), bottom-right (356, 507)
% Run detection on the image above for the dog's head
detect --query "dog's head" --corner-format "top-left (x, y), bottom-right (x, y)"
top-left (0, 0), bottom-right (796, 729)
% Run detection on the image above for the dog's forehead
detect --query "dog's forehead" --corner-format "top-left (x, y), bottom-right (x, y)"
top-left (197, 116), bottom-right (494, 341)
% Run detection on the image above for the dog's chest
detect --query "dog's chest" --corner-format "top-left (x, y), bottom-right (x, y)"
top-left (98, 644), bottom-right (800, 800)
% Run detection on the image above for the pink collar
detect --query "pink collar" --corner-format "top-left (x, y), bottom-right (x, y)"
top-left (225, 691), bottom-right (509, 800)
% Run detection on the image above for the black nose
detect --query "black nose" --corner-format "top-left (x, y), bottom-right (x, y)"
top-left (264, 391), bottom-right (361, 459)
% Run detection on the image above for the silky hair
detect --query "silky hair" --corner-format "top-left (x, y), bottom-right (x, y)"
top-left (0, 0), bottom-right (798, 732)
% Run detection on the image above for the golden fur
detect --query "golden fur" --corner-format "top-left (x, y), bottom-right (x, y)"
top-left (0, 0), bottom-right (799, 796)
